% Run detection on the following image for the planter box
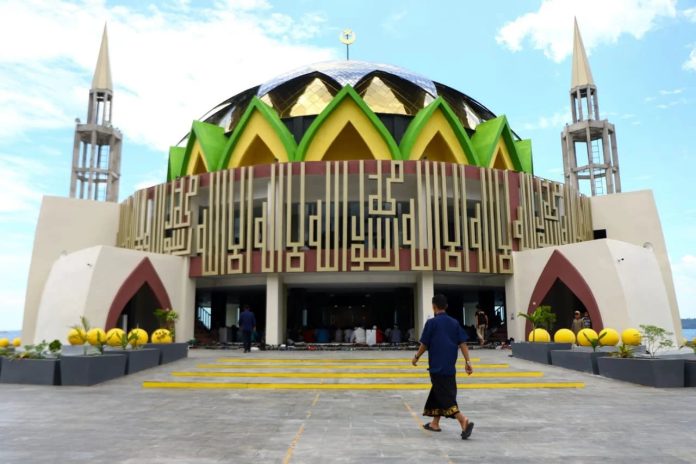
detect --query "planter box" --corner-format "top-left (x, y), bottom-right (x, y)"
top-left (686, 361), bottom-right (696, 388)
top-left (103, 348), bottom-right (160, 374)
top-left (511, 342), bottom-right (573, 364)
top-left (60, 354), bottom-right (127, 386)
top-left (0, 358), bottom-right (61, 385)
top-left (550, 350), bottom-right (610, 374)
top-left (597, 357), bottom-right (685, 388)
top-left (144, 343), bottom-right (188, 364)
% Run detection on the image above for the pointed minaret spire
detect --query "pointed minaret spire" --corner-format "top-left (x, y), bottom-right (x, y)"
top-left (70, 24), bottom-right (122, 202)
top-left (92, 24), bottom-right (113, 91)
top-left (571, 18), bottom-right (594, 89)
top-left (561, 18), bottom-right (621, 197)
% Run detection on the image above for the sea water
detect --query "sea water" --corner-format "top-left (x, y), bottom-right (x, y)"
top-left (0, 330), bottom-right (21, 341)
top-left (683, 328), bottom-right (696, 341)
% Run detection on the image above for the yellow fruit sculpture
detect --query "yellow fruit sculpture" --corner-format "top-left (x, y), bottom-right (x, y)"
top-left (105, 328), bottom-right (125, 347)
top-left (129, 328), bottom-right (148, 347)
top-left (12, 338), bottom-right (22, 347)
top-left (622, 328), bottom-right (642, 346)
top-left (0, 338), bottom-right (9, 348)
top-left (553, 328), bottom-right (576, 344)
top-left (599, 328), bottom-right (620, 346)
top-left (527, 328), bottom-right (550, 343)
top-left (151, 328), bottom-right (172, 344)
top-left (67, 328), bottom-right (86, 345)
top-left (577, 328), bottom-right (598, 346)
top-left (87, 328), bottom-right (106, 346)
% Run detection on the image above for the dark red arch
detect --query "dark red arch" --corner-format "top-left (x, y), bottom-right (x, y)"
top-left (526, 250), bottom-right (603, 332)
top-left (105, 258), bottom-right (173, 330)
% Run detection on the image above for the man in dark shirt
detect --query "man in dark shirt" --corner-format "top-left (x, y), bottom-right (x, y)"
top-left (412, 294), bottom-right (475, 440)
top-left (238, 306), bottom-right (256, 353)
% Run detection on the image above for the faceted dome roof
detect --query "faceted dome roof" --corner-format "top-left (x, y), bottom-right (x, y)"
top-left (199, 60), bottom-right (500, 137)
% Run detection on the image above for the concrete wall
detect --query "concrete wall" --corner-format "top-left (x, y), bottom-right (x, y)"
top-left (32, 246), bottom-right (194, 344)
top-left (591, 190), bottom-right (682, 340)
top-left (22, 196), bottom-right (120, 343)
top-left (506, 239), bottom-right (680, 345)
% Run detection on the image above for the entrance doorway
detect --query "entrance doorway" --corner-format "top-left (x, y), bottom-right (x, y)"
top-left (539, 278), bottom-right (587, 333)
top-left (434, 286), bottom-right (507, 343)
top-left (115, 284), bottom-right (161, 334)
top-left (286, 287), bottom-right (414, 343)
top-left (195, 287), bottom-right (266, 343)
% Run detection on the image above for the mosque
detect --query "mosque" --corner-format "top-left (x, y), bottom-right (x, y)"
top-left (21, 22), bottom-right (682, 346)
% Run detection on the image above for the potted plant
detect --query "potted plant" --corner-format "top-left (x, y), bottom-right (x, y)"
top-left (0, 340), bottom-right (62, 385)
top-left (103, 329), bottom-right (160, 374)
top-left (551, 330), bottom-right (611, 374)
top-left (60, 317), bottom-right (127, 386)
top-left (512, 306), bottom-right (572, 364)
top-left (677, 339), bottom-right (696, 388)
top-left (145, 311), bottom-right (189, 364)
top-left (597, 325), bottom-right (685, 388)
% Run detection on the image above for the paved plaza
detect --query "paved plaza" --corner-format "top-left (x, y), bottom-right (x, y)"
top-left (1, 349), bottom-right (695, 463)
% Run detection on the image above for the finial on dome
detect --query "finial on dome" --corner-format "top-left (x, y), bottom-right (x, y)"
top-left (339, 28), bottom-right (356, 60)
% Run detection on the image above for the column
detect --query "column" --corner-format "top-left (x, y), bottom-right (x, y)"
top-left (415, 271), bottom-right (434, 338)
top-left (265, 274), bottom-right (284, 345)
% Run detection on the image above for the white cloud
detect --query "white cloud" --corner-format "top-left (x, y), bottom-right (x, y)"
top-left (382, 10), bottom-right (408, 37)
top-left (0, 0), bottom-right (336, 152)
top-left (496, 0), bottom-right (677, 62)
top-left (0, 154), bottom-right (50, 218)
top-left (683, 46), bottom-right (696, 71)
top-left (520, 110), bottom-right (569, 131)
top-left (659, 88), bottom-right (683, 95)
top-left (673, 255), bottom-right (696, 319)
top-left (682, 7), bottom-right (696, 21)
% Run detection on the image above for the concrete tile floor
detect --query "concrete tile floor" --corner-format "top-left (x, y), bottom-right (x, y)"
top-left (1, 349), bottom-right (694, 463)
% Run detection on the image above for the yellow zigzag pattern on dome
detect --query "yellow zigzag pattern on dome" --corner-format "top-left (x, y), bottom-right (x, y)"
top-left (167, 90), bottom-right (534, 179)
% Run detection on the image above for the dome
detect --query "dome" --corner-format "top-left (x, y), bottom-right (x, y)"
top-left (198, 60), bottom-right (499, 138)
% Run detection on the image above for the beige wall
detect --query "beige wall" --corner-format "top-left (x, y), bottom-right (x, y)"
top-left (33, 246), bottom-right (194, 344)
top-left (22, 196), bottom-right (120, 343)
top-left (591, 190), bottom-right (682, 340)
top-left (506, 239), bottom-right (680, 345)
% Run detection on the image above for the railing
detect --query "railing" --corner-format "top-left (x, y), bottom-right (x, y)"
top-left (197, 306), bottom-right (212, 331)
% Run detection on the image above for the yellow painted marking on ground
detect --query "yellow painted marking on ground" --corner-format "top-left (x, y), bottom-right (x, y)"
top-left (196, 363), bottom-right (509, 370)
top-left (142, 381), bottom-right (584, 390)
top-left (402, 400), bottom-right (455, 464)
top-left (216, 358), bottom-right (481, 363)
top-left (171, 371), bottom-right (544, 379)
top-left (282, 392), bottom-right (320, 464)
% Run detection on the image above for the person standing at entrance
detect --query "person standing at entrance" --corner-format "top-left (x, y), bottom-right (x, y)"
top-left (582, 311), bottom-right (593, 330)
top-left (475, 305), bottom-right (488, 346)
top-left (238, 305), bottom-right (256, 353)
top-left (571, 311), bottom-right (583, 336)
top-left (412, 294), bottom-right (475, 440)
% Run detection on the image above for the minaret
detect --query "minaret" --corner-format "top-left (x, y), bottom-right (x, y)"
top-left (70, 25), bottom-right (123, 202)
top-left (561, 19), bottom-right (620, 196)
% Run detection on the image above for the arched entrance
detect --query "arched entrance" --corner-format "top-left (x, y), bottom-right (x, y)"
top-left (106, 258), bottom-right (172, 332)
top-left (526, 250), bottom-right (603, 334)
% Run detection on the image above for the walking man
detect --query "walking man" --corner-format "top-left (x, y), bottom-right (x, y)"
top-left (412, 294), bottom-right (475, 440)
top-left (475, 305), bottom-right (488, 346)
top-left (238, 305), bottom-right (256, 353)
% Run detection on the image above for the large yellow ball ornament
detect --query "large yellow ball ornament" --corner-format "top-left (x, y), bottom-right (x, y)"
top-left (12, 338), bottom-right (22, 347)
top-left (67, 328), bottom-right (86, 345)
top-left (577, 328), bottom-right (598, 346)
top-left (0, 338), bottom-right (9, 348)
top-left (528, 328), bottom-right (550, 343)
top-left (87, 328), bottom-right (106, 346)
top-left (105, 328), bottom-right (125, 347)
top-left (599, 328), bottom-right (620, 346)
top-left (622, 328), bottom-right (642, 346)
top-left (150, 328), bottom-right (172, 344)
top-left (554, 328), bottom-right (576, 344)
top-left (129, 328), bottom-right (148, 347)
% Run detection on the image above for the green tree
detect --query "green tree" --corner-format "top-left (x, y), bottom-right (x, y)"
top-left (517, 306), bottom-right (556, 342)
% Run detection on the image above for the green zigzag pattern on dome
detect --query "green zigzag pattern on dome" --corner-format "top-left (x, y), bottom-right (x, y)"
top-left (399, 97), bottom-right (479, 164)
top-left (295, 85), bottom-right (401, 161)
top-left (470, 116), bottom-right (526, 172)
top-left (167, 147), bottom-right (186, 182)
top-left (179, 120), bottom-right (228, 176)
top-left (514, 139), bottom-right (534, 174)
top-left (217, 96), bottom-right (298, 169)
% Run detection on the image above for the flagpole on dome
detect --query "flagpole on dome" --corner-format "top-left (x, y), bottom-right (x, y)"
top-left (339, 28), bottom-right (356, 60)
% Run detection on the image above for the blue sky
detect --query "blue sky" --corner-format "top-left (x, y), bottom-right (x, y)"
top-left (0, 0), bottom-right (695, 330)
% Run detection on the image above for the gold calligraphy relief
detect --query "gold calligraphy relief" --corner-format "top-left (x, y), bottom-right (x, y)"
top-left (117, 161), bottom-right (592, 275)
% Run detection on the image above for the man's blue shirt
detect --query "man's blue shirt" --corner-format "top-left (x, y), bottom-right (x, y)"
top-left (239, 310), bottom-right (256, 331)
top-left (419, 312), bottom-right (468, 376)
